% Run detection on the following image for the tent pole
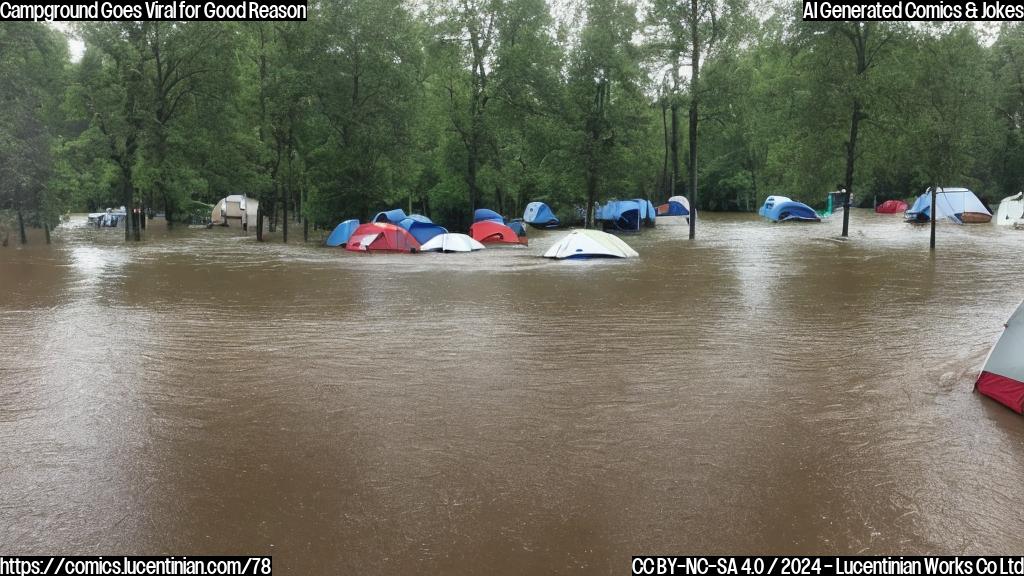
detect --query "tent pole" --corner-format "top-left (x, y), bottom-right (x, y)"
top-left (930, 186), bottom-right (937, 251)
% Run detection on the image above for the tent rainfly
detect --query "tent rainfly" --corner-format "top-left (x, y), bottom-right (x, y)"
top-left (543, 229), bottom-right (639, 259)
top-left (345, 222), bottom-right (421, 253)
top-left (875, 200), bottom-right (909, 214)
top-left (904, 187), bottom-right (992, 224)
top-left (470, 220), bottom-right (527, 245)
top-left (976, 301), bottom-right (1024, 413)
top-left (995, 193), bottom-right (1024, 226)
top-left (325, 219), bottom-right (360, 247)
top-left (419, 233), bottom-right (485, 253)
top-left (523, 202), bottom-right (560, 228)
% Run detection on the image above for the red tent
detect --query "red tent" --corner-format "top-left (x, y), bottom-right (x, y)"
top-left (345, 222), bottom-right (421, 253)
top-left (469, 220), bottom-right (527, 245)
top-left (875, 200), bottom-right (909, 214)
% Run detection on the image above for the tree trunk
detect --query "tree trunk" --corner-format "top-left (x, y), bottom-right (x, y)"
top-left (585, 155), bottom-right (598, 229)
top-left (123, 170), bottom-right (133, 242)
top-left (256, 204), bottom-right (264, 241)
top-left (843, 98), bottom-right (861, 238)
top-left (688, 0), bottom-right (700, 240)
top-left (44, 222), bottom-right (50, 245)
top-left (282, 192), bottom-right (288, 243)
top-left (467, 148), bottom-right (479, 214)
top-left (930, 185), bottom-right (937, 250)
top-left (671, 103), bottom-right (680, 197)
top-left (133, 201), bottom-right (141, 241)
top-left (17, 207), bottom-right (26, 245)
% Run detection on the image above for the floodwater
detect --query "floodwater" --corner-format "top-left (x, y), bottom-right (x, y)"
top-left (1, 211), bottom-right (1023, 573)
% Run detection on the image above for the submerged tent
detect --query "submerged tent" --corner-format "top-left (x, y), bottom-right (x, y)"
top-left (977, 301), bottom-right (1024, 413)
top-left (508, 220), bottom-right (528, 238)
top-left (470, 220), bottom-right (527, 245)
top-left (995, 193), bottom-right (1024, 226)
top-left (325, 219), bottom-right (359, 247)
top-left (372, 208), bottom-right (408, 224)
top-left (596, 200), bottom-right (642, 231)
top-left (759, 196), bottom-right (820, 222)
top-left (656, 196), bottom-right (690, 217)
top-left (876, 200), bottom-right (909, 214)
top-left (345, 222), bottom-right (421, 253)
top-left (473, 208), bottom-right (504, 223)
top-left (397, 218), bottom-right (447, 244)
top-left (419, 233), bottom-right (485, 253)
top-left (543, 229), bottom-right (639, 259)
top-left (523, 202), bottom-right (560, 228)
top-left (212, 195), bottom-right (258, 227)
top-left (905, 187), bottom-right (992, 224)
top-left (642, 199), bottom-right (657, 226)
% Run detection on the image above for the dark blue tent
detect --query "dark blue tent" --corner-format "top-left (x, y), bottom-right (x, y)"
top-left (398, 218), bottom-right (447, 244)
top-left (596, 200), bottom-right (642, 231)
top-left (758, 196), bottom-right (820, 222)
top-left (473, 208), bottom-right (504, 223)
top-left (657, 198), bottom-right (689, 216)
top-left (523, 202), bottom-right (560, 228)
top-left (373, 208), bottom-right (408, 224)
top-left (508, 219), bottom-right (528, 237)
top-left (325, 219), bottom-right (360, 247)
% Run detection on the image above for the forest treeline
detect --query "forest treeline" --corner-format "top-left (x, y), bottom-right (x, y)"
top-left (2, 2), bottom-right (1024, 242)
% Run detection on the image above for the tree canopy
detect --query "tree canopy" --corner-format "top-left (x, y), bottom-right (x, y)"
top-left (1, 8), bottom-right (1020, 242)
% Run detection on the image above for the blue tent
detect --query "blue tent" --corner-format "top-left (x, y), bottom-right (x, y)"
top-left (523, 202), bottom-right (560, 228)
top-left (758, 196), bottom-right (820, 222)
top-left (405, 214), bottom-right (433, 224)
top-left (474, 208), bottom-right (504, 223)
top-left (635, 199), bottom-right (657, 226)
top-left (398, 218), bottom-right (448, 244)
top-left (596, 200), bottom-right (642, 231)
top-left (373, 208), bottom-right (408, 224)
top-left (508, 219), bottom-right (528, 237)
top-left (325, 219), bottom-right (360, 247)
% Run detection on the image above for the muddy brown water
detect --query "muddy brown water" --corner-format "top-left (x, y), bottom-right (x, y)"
top-left (1, 211), bottom-right (1023, 574)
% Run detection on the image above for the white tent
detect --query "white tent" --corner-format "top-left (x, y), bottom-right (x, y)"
top-left (909, 188), bottom-right (987, 224)
top-left (667, 195), bottom-right (690, 212)
top-left (977, 300), bottom-right (1024, 413)
top-left (995, 193), bottom-right (1024, 226)
top-left (212, 194), bottom-right (258, 227)
top-left (419, 233), bottom-right (485, 253)
top-left (543, 229), bottom-right (639, 259)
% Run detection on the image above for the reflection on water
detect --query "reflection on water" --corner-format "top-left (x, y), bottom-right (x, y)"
top-left (2, 211), bottom-right (1024, 572)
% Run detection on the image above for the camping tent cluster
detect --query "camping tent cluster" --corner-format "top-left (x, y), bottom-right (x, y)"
top-left (323, 206), bottom-right (534, 252)
top-left (322, 204), bottom-right (643, 260)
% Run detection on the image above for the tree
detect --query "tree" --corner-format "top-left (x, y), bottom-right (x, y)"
top-left (567, 0), bottom-right (646, 227)
top-left (0, 23), bottom-right (68, 244)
